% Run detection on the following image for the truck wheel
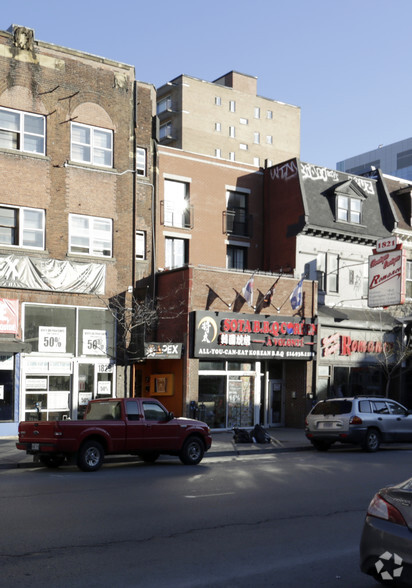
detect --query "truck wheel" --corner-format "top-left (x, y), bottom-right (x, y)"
top-left (39, 455), bottom-right (66, 468)
top-left (179, 437), bottom-right (204, 465)
top-left (77, 440), bottom-right (104, 472)
top-left (363, 429), bottom-right (380, 452)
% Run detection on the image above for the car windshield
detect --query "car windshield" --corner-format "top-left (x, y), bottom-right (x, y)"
top-left (311, 400), bottom-right (352, 416)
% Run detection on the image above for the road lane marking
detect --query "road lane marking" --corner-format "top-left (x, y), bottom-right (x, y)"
top-left (185, 492), bottom-right (235, 499)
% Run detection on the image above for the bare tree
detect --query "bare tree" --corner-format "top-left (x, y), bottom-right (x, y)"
top-left (96, 284), bottom-right (188, 396)
top-left (374, 321), bottom-right (412, 398)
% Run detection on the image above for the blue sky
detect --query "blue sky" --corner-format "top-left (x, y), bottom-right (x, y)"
top-left (2, 0), bottom-right (410, 169)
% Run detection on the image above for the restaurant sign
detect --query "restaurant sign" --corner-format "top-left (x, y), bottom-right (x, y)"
top-left (193, 311), bottom-right (316, 360)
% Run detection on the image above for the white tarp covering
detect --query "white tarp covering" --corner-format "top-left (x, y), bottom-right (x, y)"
top-left (0, 255), bottom-right (105, 294)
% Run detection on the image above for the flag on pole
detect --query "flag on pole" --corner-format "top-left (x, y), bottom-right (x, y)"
top-left (242, 275), bottom-right (254, 307)
top-left (290, 277), bottom-right (304, 310)
top-left (262, 281), bottom-right (276, 308)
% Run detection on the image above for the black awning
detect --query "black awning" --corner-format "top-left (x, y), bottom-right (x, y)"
top-left (0, 338), bottom-right (31, 353)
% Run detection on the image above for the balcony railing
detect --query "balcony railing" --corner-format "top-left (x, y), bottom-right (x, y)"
top-left (223, 210), bottom-right (252, 237)
top-left (160, 201), bottom-right (193, 229)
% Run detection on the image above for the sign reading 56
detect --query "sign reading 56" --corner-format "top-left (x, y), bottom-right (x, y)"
top-left (82, 329), bottom-right (107, 356)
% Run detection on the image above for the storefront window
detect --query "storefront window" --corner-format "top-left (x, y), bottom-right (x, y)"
top-left (227, 362), bottom-right (253, 371)
top-left (198, 375), bottom-right (226, 428)
top-left (198, 361), bottom-right (221, 371)
top-left (333, 366), bottom-right (382, 397)
top-left (24, 374), bottom-right (70, 421)
top-left (24, 305), bottom-right (76, 354)
top-left (78, 309), bottom-right (115, 357)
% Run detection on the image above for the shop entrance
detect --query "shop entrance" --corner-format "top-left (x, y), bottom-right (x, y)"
top-left (268, 380), bottom-right (284, 426)
top-left (76, 361), bottom-right (115, 419)
top-left (198, 361), bottom-right (257, 429)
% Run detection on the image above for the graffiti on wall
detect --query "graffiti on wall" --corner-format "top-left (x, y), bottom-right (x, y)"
top-left (269, 160), bottom-right (298, 182)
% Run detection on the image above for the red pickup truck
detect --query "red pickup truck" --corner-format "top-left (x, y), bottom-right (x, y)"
top-left (16, 397), bottom-right (212, 471)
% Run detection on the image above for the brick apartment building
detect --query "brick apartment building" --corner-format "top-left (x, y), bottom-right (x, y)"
top-left (135, 145), bottom-right (317, 428)
top-left (0, 25), bottom-right (154, 436)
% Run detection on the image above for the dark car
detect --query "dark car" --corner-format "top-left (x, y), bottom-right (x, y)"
top-left (360, 478), bottom-right (412, 586)
top-left (305, 396), bottom-right (412, 452)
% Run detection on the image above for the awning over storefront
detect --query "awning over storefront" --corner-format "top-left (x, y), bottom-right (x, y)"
top-left (0, 337), bottom-right (31, 353)
top-left (318, 306), bottom-right (395, 329)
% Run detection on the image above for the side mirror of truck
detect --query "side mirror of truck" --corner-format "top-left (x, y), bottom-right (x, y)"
top-left (168, 411), bottom-right (174, 421)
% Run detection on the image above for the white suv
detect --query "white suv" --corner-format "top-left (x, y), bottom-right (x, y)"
top-left (305, 396), bottom-right (412, 452)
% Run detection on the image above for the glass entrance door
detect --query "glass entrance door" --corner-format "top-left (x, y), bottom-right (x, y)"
top-left (76, 361), bottom-right (115, 418)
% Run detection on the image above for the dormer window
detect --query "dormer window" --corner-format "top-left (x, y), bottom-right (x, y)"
top-left (337, 195), bottom-right (362, 224)
top-left (334, 179), bottom-right (367, 225)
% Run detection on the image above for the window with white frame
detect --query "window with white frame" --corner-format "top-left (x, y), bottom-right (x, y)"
top-left (215, 148), bottom-right (221, 158)
top-left (337, 195), bottom-right (362, 224)
top-left (254, 132), bottom-right (260, 144)
top-left (266, 135), bottom-right (273, 145)
top-left (157, 96), bottom-right (172, 114)
top-left (229, 152), bottom-right (235, 161)
top-left (267, 110), bottom-right (273, 119)
top-left (253, 157), bottom-right (260, 167)
top-left (0, 205), bottom-right (45, 249)
top-left (71, 123), bottom-right (113, 167)
top-left (165, 237), bottom-right (188, 269)
top-left (240, 118), bottom-right (248, 125)
top-left (0, 107), bottom-right (45, 155)
top-left (159, 121), bottom-right (172, 140)
top-left (136, 147), bottom-right (146, 176)
top-left (229, 126), bottom-right (235, 138)
top-left (215, 122), bottom-right (221, 132)
top-left (327, 253), bottom-right (339, 293)
top-left (254, 107), bottom-right (260, 119)
top-left (164, 179), bottom-right (190, 228)
top-left (239, 143), bottom-right (248, 150)
top-left (215, 96), bottom-right (221, 106)
top-left (69, 214), bottom-right (112, 257)
top-left (135, 230), bottom-right (146, 260)
top-left (229, 100), bottom-right (236, 112)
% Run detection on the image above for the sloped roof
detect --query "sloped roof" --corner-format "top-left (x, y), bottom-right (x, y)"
top-left (298, 161), bottom-right (394, 242)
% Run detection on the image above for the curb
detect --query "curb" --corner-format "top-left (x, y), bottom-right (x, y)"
top-left (1, 443), bottom-right (312, 470)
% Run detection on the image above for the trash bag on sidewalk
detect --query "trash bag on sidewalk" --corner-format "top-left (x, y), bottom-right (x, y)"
top-left (233, 427), bottom-right (253, 443)
top-left (251, 424), bottom-right (271, 444)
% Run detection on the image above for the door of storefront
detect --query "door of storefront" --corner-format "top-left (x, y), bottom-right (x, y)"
top-left (268, 380), bottom-right (284, 426)
top-left (75, 360), bottom-right (115, 419)
top-left (198, 361), bottom-right (259, 430)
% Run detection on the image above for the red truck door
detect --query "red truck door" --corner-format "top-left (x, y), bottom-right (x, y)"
top-left (124, 399), bottom-right (147, 450)
top-left (140, 400), bottom-right (182, 451)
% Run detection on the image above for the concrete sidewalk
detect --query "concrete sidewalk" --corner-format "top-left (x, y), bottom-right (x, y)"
top-left (0, 427), bottom-right (311, 470)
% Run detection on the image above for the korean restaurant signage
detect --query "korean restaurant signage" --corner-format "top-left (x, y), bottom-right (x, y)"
top-left (368, 245), bottom-right (406, 307)
top-left (0, 298), bottom-right (19, 334)
top-left (322, 332), bottom-right (393, 358)
top-left (193, 311), bottom-right (317, 360)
